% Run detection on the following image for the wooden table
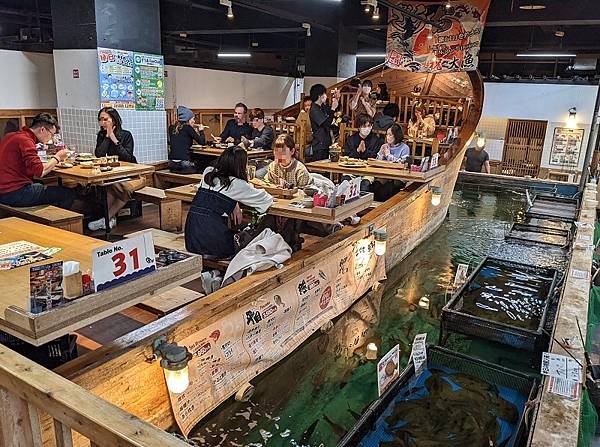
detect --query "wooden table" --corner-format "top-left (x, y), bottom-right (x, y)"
top-left (53, 162), bottom-right (155, 186)
top-left (0, 218), bottom-right (202, 346)
top-left (190, 145), bottom-right (273, 159)
top-left (166, 184), bottom-right (374, 224)
top-left (306, 159), bottom-right (446, 182)
top-left (54, 162), bottom-right (155, 236)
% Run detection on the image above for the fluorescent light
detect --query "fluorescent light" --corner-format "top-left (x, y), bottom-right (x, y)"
top-left (218, 53), bottom-right (251, 58)
top-left (356, 53), bottom-right (386, 58)
top-left (516, 53), bottom-right (576, 57)
top-left (519, 4), bottom-right (546, 10)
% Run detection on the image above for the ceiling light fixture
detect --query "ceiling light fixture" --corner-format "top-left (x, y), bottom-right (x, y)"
top-left (555, 30), bottom-right (565, 37)
top-left (516, 53), bottom-right (576, 57)
top-left (372, 6), bottom-right (380, 20)
top-left (361, 0), bottom-right (377, 14)
top-left (227, 5), bottom-right (234, 19)
top-left (302, 23), bottom-right (311, 37)
top-left (519, 3), bottom-right (546, 10)
top-left (445, 1), bottom-right (451, 9)
top-left (218, 52), bottom-right (251, 58)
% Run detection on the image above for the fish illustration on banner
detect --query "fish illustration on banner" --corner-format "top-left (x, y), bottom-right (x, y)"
top-left (386, 0), bottom-right (491, 72)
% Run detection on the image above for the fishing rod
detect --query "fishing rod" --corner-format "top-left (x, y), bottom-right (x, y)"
top-left (541, 328), bottom-right (584, 370)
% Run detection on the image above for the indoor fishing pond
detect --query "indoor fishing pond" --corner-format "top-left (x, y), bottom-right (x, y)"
top-left (183, 185), bottom-right (571, 447)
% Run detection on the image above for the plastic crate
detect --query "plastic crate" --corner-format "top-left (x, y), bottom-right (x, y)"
top-left (338, 346), bottom-right (538, 447)
top-left (506, 222), bottom-right (571, 247)
top-left (440, 257), bottom-right (559, 351)
top-left (0, 331), bottom-right (78, 369)
top-left (525, 193), bottom-right (579, 223)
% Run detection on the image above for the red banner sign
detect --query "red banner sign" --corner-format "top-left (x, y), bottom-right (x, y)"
top-left (386, 0), bottom-right (491, 72)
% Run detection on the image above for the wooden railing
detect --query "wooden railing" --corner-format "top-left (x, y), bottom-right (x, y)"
top-left (0, 344), bottom-right (188, 447)
top-left (0, 109), bottom-right (57, 139)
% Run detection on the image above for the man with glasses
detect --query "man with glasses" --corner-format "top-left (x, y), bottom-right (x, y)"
top-left (0, 113), bottom-right (74, 208)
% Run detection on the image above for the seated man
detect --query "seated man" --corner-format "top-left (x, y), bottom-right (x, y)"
top-left (217, 102), bottom-right (252, 145)
top-left (344, 113), bottom-right (383, 160)
top-left (241, 108), bottom-right (275, 150)
top-left (0, 113), bottom-right (74, 209)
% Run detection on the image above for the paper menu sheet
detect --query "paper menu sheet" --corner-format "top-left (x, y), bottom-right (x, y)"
top-left (0, 240), bottom-right (44, 258)
top-left (547, 376), bottom-right (580, 400)
top-left (540, 352), bottom-right (582, 383)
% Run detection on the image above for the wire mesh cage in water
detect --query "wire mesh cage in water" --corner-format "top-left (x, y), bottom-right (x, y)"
top-left (525, 193), bottom-right (579, 223)
top-left (338, 346), bottom-right (538, 447)
top-left (440, 257), bottom-right (559, 351)
top-left (506, 223), bottom-right (571, 247)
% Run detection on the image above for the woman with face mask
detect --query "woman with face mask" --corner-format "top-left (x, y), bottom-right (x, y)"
top-left (343, 113), bottom-right (383, 160)
top-left (350, 80), bottom-right (376, 118)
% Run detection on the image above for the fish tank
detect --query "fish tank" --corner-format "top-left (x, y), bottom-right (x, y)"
top-left (440, 257), bottom-right (559, 351)
top-left (338, 346), bottom-right (538, 447)
top-left (506, 223), bottom-right (571, 247)
top-left (526, 193), bottom-right (579, 223)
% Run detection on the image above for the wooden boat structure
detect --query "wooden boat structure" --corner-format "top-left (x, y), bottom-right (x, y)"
top-left (0, 66), bottom-right (484, 446)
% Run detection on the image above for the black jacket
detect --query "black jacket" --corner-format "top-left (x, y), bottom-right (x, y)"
top-left (169, 124), bottom-right (205, 161)
top-left (95, 128), bottom-right (136, 163)
top-left (220, 119), bottom-right (252, 145)
top-left (249, 125), bottom-right (275, 150)
top-left (309, 102), bottom-right (334, 155)
top-left (344, 132), bottom-right (383, 160)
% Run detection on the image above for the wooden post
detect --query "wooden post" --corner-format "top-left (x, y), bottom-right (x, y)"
top-left (159, 198), bottom-right (182, 232)
top-left (0, 387), bottom-right (42, 447)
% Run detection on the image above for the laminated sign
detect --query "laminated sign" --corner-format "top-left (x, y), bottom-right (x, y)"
top-left (411, 333), bottom-right (428, 376)
top-left (386, 0), bottom-right (491, 72)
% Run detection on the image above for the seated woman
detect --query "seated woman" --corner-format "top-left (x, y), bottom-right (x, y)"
top-left (89, 107), bottom-right (145, 231)
top-left (408, 105), bottom-right (436, 138)
top-left (185, 146), bottom-right (273, 260)
top-left (343, 113), bottom-right (383, 160)
top-left (168, 105), bottom-right (206, 173)
top-left (266, 134), bottom-right (310, 188)
top-left (241, 108), bottom-right (275, 150)
top-left (377, 124), bottom-right (411, 163)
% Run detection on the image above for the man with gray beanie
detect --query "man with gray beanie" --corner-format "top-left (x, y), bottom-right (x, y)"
top-left (168, 105), bottom-right (206, 173)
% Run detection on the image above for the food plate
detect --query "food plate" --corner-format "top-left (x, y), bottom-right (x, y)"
top-left (99, 166), bottom-right (113, 172)
top-left (56, 162), bottom-right (73, 169)
top-left (338, 161), bottom-right (367, 168)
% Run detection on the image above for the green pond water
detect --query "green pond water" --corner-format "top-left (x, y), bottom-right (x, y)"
top-left (185, 186), bottom-right (569, 447)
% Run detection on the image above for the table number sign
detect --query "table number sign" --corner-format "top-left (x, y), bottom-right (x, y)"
top-left (346, 176), bottom-right (362, 202)
top-left (92, 233), bottom-right (156, 291)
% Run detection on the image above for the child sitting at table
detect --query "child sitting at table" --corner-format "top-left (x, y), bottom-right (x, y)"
top-left (185, 146), bottom-right (273, 260)
top-left (266, 134), bottom-right (310, 188)
top-left (376, 124), bottom-right (411, 164)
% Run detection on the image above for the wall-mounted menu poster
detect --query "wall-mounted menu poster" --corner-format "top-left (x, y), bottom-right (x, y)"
top-left (98, 47), bottom-right (165, 111)
top-left (550, 127), bottom-right (584, 167)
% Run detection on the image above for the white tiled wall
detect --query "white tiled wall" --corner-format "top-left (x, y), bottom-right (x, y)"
top-left (57, 108), bottom-right (168, 163)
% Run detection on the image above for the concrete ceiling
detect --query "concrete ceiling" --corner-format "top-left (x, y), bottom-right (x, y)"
top-left (1, 0), bottom-right (599, 80)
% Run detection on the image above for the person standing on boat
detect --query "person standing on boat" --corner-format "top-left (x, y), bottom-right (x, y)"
top-left (350, 79), bottom-right (376, 118)
top-left (185, 146), bottom-right (273, 259)
top-left (464, 138), bottom-right (491, 174)
top-left (308, 84), bottom-right (340, 161)
top-left (344, 113), bottom-right (383, 160)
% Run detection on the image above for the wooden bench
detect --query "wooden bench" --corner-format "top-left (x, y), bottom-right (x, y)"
top-left (203, 258), bottom-right (231, 272)
top-left (0, 203), bottom-right (83, 233)
top-left (133, 186), bottom-right (182, 231)
top-left (154, 170), bottom-right (203, 188)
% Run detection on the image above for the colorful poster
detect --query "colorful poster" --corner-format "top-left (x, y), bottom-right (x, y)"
top-left (98, 48), bottom-right (135, 109)
top-left (133, 52), bottom-right (165, 111)
top-left (386, 0), bottom-right (491, 72)
top-left (168, 237), bottom-right (386, 436)
top-left (98, 48), bottom-right (165, 111)
top-left (550, 127), bottom-right (584, 167)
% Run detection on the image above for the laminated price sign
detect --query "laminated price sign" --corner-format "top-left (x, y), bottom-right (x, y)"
top-left (410, 333), bottom-right (428, 377)
top-left (92, 233), bottom-right (156, 291)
